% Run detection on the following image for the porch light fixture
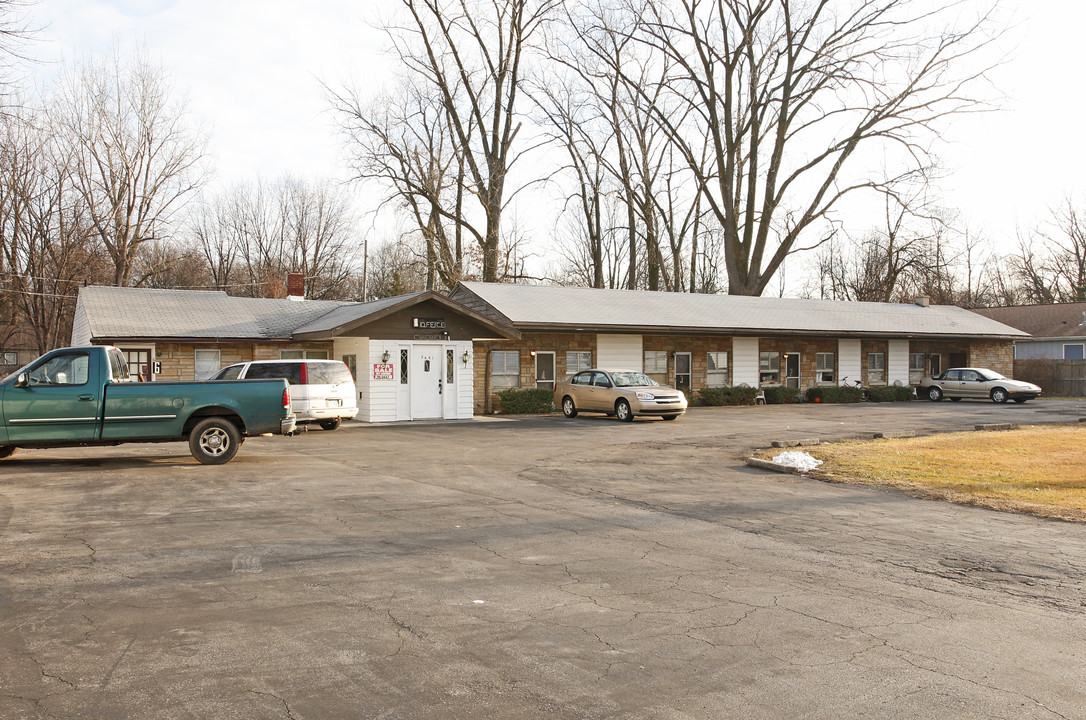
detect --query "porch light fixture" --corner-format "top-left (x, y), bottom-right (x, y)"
top-left (462, 350), bottom-right (470, 365)
top-left (381, 350), bottom-right (390, 363)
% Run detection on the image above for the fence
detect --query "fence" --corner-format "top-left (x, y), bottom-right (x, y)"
top-left (1013, 359), bottom-right (1086, 397)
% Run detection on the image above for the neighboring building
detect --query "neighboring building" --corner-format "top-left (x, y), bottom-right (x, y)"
top-left (0, 324), bottom-right (39, 375)
top-left (72, 286), bottom-right (518, 422)
top-left (450, 283), bottom-right (1028, 413)
top-left (971, 303), bottom-right (1086, 360)
top-left (73, 282), bottom-right (1028, 421)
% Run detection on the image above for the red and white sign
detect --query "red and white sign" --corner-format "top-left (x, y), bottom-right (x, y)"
top-left (373, 363), bottom-right (395, 380)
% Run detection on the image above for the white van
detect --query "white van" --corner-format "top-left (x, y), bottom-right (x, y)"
top-left (212, 359), bottom-right (358, 430)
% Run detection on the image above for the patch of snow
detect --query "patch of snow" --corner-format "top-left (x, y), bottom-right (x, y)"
top-left (772, 451), bottom-right (823, 472)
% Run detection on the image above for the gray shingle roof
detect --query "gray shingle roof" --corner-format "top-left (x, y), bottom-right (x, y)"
top-left (291, 292), bottom-right (428, 335)
top-left (77, 286), bottom-right (351, 340)
top-left (972, 303), bottom-right (1086, 339)
top-left (456, 282), bottom-right (1029, 338)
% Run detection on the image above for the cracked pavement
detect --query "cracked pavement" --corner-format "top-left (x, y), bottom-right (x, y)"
top-left (1, 399), bottom-right (1085, 719)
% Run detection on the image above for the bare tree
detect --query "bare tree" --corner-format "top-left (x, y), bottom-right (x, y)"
top-left (334, 0), bottom-right (557, 284)
top-left (0, 105), bottom-right (106, 352)
top-left (366, 236), bottom-right (428, 299)
top-left (1027, 200), bottom-right (1086, 303)
top-left (56, 48), bottom-right (207, 287)
top-left (0, 0), bottom-right (33, 111)
top-left (623, 0), bottom-right (999, 296)
top-left (332, 81), bottom-right (468, 290)
top-left (185, 177), bottom-right (361, 299)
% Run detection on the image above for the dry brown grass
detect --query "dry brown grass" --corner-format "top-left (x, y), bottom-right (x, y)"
top-left (760, 424), bottom-right (1086, 521)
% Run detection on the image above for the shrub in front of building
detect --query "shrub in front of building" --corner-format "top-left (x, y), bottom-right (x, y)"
top-left (497, 388), bottom-right (555, 414)
top-left (762, 386), bottom-right (802, 404)
top-left (805, 387), bottom-right (865, 403)
top-left (865, 386), bottom-right (916, 402)
top-left (698, 386), bottom-right (761, 406)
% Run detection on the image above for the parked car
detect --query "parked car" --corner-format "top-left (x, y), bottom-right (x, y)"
top-left (918, 368), bottom-right (1042, 404)
top-left (0, 346), bottom-right (296, 464)
top-left (554, 369), bottom-right (687, 421)
top-left (212, 359), bottom-right (358, 429)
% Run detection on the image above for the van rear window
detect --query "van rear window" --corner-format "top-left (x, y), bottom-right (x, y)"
top-left (308, 362), bottom-right (354, 385)
top-left (246, 362), bottom-right (303, 385)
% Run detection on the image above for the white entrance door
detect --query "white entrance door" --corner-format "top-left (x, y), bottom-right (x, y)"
top-left (410, 345), bottom-right (443, 419)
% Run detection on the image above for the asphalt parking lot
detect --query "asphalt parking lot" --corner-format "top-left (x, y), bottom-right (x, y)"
top-left (2, 399), bottom-right (1086, 719)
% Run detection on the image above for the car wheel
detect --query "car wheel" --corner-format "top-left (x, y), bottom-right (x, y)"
top-left (0, 445), bottom-right (16, 459)
top-left (927, 386), bottom-right (943, 401)
top-left (188, 417), bottom-right (241, 465)
top-left (561, 396), bottom-right (578, 418)
top-left (319, 418), bottom-right (342, 431)
top-left (615, 398), bottom-right (634, 422)
top-left (660, 415), bottom-right (678, 421)
top-left (990, 388), bottom-right (1008, 404)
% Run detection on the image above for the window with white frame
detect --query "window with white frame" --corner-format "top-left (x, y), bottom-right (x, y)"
top-left (566, 351), bottom-right (592, 376)
top-left (643, 351), bottom-right (668, 374)
top-left (706, 352), bottom-right (728, 387)
top-left (867, 353), bottom-right (886, 385)
top-left (909, 353), bottom-right (926, 372)
top-left (194, 349), bottom-right (221, 380)
top-left (759, 352), bottom-right (780, 384)
top-left (816, 352), bottom-right (835, 384)
top-left (491, 350), bottom-right (520, 389)
top-left (1065, 343), bottom-right (1085, 360)
top-left (0, 350), bottom-right (17, 365)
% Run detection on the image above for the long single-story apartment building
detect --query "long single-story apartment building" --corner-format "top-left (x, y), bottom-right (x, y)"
top-left (72, 282), bottom-right (1028, 421)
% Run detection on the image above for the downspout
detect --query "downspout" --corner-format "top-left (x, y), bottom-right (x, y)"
top-left (484, 343), bottom-right (493, 415)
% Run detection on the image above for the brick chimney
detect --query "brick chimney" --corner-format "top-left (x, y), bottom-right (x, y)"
top-left (286, 272), bottom-right (305, 300)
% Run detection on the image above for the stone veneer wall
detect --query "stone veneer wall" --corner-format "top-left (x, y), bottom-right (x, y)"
top-left (471, 332), bottom-right (1017, 414)
top-left (968, 340), bottom-right (1014, 377)
top-left (472, 334), bottom-right (596, 413)
top-left (150, 341), bottom-right (335, 382)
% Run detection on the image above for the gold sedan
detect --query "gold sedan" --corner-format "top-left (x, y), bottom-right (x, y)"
top-left (554, 369), bottom-right (688, 422)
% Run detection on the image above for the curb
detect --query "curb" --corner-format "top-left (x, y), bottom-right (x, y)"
top-left (745, 457), bottom-right (805, 474)
top-left (770, 438), bottom-right (820, 448)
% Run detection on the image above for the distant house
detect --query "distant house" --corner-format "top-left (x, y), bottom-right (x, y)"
top-left (971, 303), bottom-right (1086, 360)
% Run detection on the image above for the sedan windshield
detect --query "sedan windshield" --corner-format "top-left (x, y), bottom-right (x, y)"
top-left (611, 371), bottom-right (658, 387)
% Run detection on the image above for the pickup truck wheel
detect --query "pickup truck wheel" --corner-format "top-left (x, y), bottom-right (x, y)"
top-left (0, 445), bottom-right (16, 459)
top-left (319, 418), bottom-right (341, 431)
top-left (189, 418), bottom-right (241, 465)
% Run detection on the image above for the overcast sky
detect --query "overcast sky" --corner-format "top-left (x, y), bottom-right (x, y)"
top-left (22, 0), bottom-right (1086, 266)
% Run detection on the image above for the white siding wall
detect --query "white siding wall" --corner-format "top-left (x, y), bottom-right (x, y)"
top-left (333, 337), bottom-right (368, 419)
top-left (71, 298), bottom-right (91, 346)
top-left (348, 339), bottom-right (474, 422)
top-left (888, 339), bottom-right (910, 387)
top-left (368, 341), bottom-right (400, 423)
top-left (732, 337), bottom-right (759, 386)
top-left (838, 339), bottom-right (862, 386)
top-left (455, 341), bottom-right (474, 419)
top-left (597, 334), bottom-right (643, 370)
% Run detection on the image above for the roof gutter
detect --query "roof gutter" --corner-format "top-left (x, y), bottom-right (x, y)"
top-left (509, 322), bottom-right (1026, 341)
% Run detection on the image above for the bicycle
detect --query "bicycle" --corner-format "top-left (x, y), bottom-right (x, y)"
top-left (840, 376), bottom-right (870, 402)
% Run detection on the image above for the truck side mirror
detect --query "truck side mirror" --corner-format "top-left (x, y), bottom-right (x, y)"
top-left (13, 373), bottom-right (28, 388)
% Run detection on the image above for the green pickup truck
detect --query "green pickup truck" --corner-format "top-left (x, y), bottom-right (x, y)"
top-left (0, 345), bottom-right (297, 464)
